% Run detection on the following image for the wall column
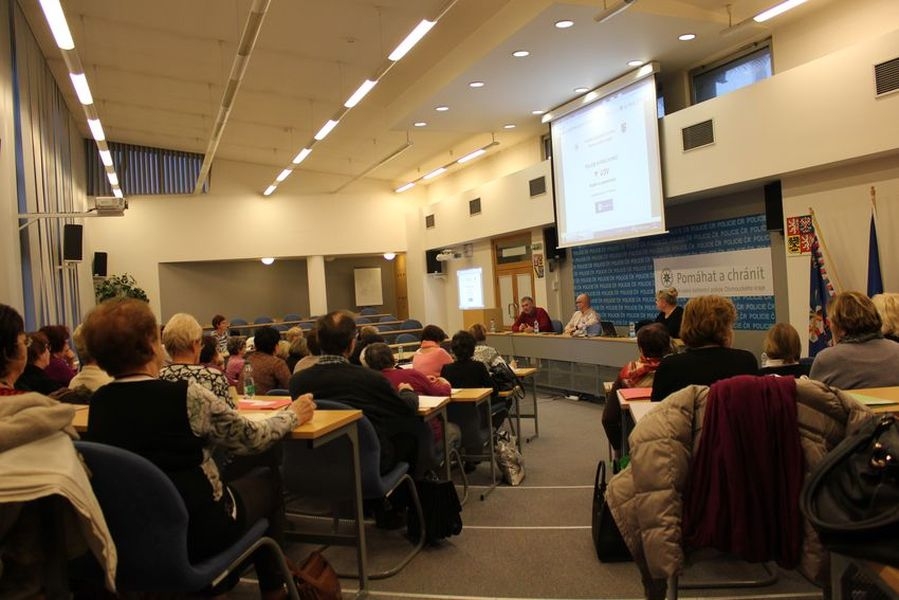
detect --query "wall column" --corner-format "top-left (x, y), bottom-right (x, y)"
top-left (307, 255), bottom-right (328, 316)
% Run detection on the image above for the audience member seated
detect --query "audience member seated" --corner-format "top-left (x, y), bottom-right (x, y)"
top-left (274, 339), bottom-right (291, 363)
top-left (872, 292), bottom-right (899, 343)
top-left (82, 298), bottom-right (315, 599)
top-left (350, 325), bottom-right (384, 366)
top-left (211, 314), bottom-right (230, 356)
top-left (284, 327), bottom-right (308, 372)
top-left (289, 311), bottom-right (422, 475)
top-left (412, 325), bottom-right (454, 377)
top-left (160, 313), bottom-right (234, 407)
top-left (653, 287), bottom-right (684, 339)
top-left (0, 304), bottom-right (28, 397)
top-left (602, 323), bottom-right (671, 457)
top-left (469, 323), bottom-right (508, 369)
top-left (15, 332), bottom-right (63, 395)
top-left (200, 335), bottom-right (226, 371)
top-left (68, 324), bottom-right (112, 393)
top-left (293, 329), bottom-right (320, 373)
top-left (224, 337), bottom-right (246, 385)
top-left (563, 293), bottom-right (600, 336)
top-left (241, 326), bottom-right (291, 396)
top-left (511, 296), bottom-right (553, 333)
top-left (651, 295), bottom-right (758, 402)
top-left (441, 331), bottom-right (498, 460)
top-left (39, 325), bottom-right (77, 387)
top-left (759, 323), bottom-right (809, 377)
top-left (810, 291), bottom-right (899, 389)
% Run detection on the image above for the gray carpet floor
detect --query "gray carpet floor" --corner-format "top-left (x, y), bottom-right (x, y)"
top-left (232, 393), bottom-right (823, 599)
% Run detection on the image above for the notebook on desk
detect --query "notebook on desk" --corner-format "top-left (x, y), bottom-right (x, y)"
top-left (600, 321), bottom-right (619, 337)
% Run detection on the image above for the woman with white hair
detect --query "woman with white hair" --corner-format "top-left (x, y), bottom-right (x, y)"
top-left (160, 313), bottom-right (233, 407)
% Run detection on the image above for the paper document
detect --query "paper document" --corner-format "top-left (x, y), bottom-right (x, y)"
top-left (238, 397), bottom-right (291, 410)
top-left (847, 392), bottom-right (898, 406)
top-left (418, 395), bottom-right (449, 409)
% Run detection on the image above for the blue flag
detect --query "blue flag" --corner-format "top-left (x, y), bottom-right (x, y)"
top-left (808, 232), bottom-right (834, 357)
top-left (867, 211), bottom-right (883, 297)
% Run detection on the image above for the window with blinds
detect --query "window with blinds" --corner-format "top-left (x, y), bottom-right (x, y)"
top-left (86, 140), bottom-right (207, 196)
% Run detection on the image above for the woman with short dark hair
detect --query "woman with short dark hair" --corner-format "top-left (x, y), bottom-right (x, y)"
top-left (441, 331), bottom-right (497, 461)
top-left (39, 324), bottom-right (77, 387)
top-left (412, 324), bottom-right (454, 377)
top-left (810, 291), bottom-right (899, 389)
top-left (242, 326), bottom-right (291, 395)
top-left (16, 331), bottom-right (63, 395)
top-left (0, 304), bottom-right (28, 396)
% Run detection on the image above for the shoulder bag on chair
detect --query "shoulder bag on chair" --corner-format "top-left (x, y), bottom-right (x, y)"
top-left (800, 414), bottom-right (899, 567)
top-left (592, 459), bottom-right (632, 562)
top-left (290, 551), bottom-right (341, 600)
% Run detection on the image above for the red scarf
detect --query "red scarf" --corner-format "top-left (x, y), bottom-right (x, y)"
top-left (620, 356), bottom-right (662, 388)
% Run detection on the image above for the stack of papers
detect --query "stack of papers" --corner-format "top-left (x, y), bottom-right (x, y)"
top-left (238, 397), bottom-right (291, 410)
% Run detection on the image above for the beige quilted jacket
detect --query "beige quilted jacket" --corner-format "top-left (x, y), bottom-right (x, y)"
top-left (605, 378), bottom-right (871, 594)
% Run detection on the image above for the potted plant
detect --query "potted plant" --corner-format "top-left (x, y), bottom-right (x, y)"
top-left (94, 273), bottom-right (149, 303)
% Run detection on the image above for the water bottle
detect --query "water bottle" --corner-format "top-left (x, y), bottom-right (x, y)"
top-left (242, 362), bottom-right (255, 398)
top-left (628, 322), bottom-right (636, 338)
top-left (533, 319), bottom-right (539, 333)
top-left (489, 318), bottom-right (496, 333)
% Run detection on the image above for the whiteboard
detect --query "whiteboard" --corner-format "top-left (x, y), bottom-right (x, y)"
top-left (354, 267), bottom-right (383, 306)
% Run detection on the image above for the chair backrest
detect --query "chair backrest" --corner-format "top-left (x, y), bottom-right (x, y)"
top-left (395, 333), bottom-right (419, 345)
top-left (379, 315), bottom-right (397, 323)
top-left (400, 319), bottom-right (422, 330)
top-left (74, 441), bottom-right (195, 589)
top-left (585, 323), bottom-right (602, 337)
top-left (283, 313), bottom-right (302, 323)
top-left (230, 317), bottom-right (248, 326)
top-left (253, 316), bottom-right (274, 324)
top-left (355, 317), bottom-right (372, 324)
top-left (378, 324), bottom-right (397, 332)
top-left (268, 388), bottom-right (290, 396)
top-left (359, 307), bottom-right (378, 316)
top-left (551, 319), bottom-right (563, 334)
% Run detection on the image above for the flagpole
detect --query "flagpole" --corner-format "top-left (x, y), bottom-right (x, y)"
top-left (871, 185), bottom-right (877, 215)
top-left (809, 207), bottom-right (843, 293)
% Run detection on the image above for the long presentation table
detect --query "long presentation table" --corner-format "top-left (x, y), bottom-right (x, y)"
top-left (72, 405), bottom-right (370, 594)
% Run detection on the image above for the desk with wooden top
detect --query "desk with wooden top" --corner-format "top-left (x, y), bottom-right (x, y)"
top-left (450, 387), bottom-right (497, 500)
top-left (71, 405), bottom-right (370, 594)
top-left (417, 396), bottom-right (452, 481)
top-left (849, 387), bottom-right (899, 414)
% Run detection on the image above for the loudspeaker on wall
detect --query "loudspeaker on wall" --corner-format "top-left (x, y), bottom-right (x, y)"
top-left (543, 226), bottom-right (566, 260)
top-left (63, 224), bottom-right (83, 262)
top-left (425, 249), bottom-right (443, 274)
top-left (92, 252), bottom-right (108, 277)
top-left (764, 181), bottom-right (784, 232)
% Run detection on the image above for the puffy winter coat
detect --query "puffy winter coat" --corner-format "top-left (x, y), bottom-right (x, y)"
top-left (605, 377), bottom-right (871, 596)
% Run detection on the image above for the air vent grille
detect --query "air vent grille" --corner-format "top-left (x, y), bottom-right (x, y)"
top-left (682, 119), bottom-right (714, 151)
top-left (529, 176), bottom-right (546, 197)
top-left (425, 214), bottom-right (435, 229)
top-left (469, 198), bottom-right (481, 215)
top-left (874, 57), bottom-right (899, 97)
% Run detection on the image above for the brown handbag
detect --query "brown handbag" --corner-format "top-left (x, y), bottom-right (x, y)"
top-left (290, 551), bottom-right (341, 600)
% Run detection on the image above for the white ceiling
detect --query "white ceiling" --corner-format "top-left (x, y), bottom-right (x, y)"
top-left (20, 0), bottom-right (830, 195)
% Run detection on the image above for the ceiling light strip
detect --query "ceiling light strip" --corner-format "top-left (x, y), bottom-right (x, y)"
top-left (193, 0), bottom-right (271, 194)
top-left (331, 141), bottom-right (413, 194)
top-left (39, 1), bottom-right (125, 199)
top-left (721, 0), bottom-right (808, 35)
top-left (593, 0), bottom-right (637, 24)
top-left (262, 0), bottom-right (460, 197)
top-left (394, 141), bottom-right (499, 192)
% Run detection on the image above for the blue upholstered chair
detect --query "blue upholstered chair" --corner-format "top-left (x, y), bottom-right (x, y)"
top-left (359, 307), bottom-right (378, 316)
top-left (253, 316), bottom-right (274, 325)
top-left (399, 319), bottom-right (422, 330)
top-left (395, 332), bottom-right (419, 346)
top-left (281, 400), bottom-right (425, 579)
top-left (267, 388), bottom-right (290, 396)
top-left (355, 317), bottom-right (372, 325)
top-left (73, 441), bottom-right (298, 597)
top-left (585, 323), bottom-right (602, 337)
top-left (282, 313), bottom-right (302, 323)
top-left (551, 319), bottom-right (563, 334)
top-left (378, 315), bottom-right (397, 323)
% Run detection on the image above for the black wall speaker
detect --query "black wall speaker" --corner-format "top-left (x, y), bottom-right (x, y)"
top-left (764, 180), bottom-right (784, 232)
top-left (425, 249), bottom-right (443, 274)
top-left (543, 226), bottom-right (566, 260)
top-left (92, 251), bottom-right (108, 277)
top-left (63, 224), bottom-right (83, 261)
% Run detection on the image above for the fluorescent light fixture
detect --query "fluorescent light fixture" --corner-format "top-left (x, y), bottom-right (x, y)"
top-left (414, 121), bottom-right (427, 127)
top-left (112, 188), bottom-right (123, 198)
top-left (292, 148), bottom-right (312, 164)
top-left (469, 81), bottom-right (485, 88)
top-left (106, 172), bottom-right (118, 186)
top-left (435, 105), bottom-right (449, 112)
top-left (512, 50), bottom-right (530, 58)
top-left (628, 60), bottom-right (644, 67)
top-left (344, 79), bottom-right (377, 108)
top-left (574, 87), bottom-right (589, 93)
top-left (87, 118), bottom-right (105, 141)
top-left (531, 109), bottom-right (545, 115)
top-left (276, 168), bottom-right (292, 182)
top-left (594, 0), bottom-right (636, 23)
top-left (503, 124), bottom-right (516, 129)
top-left (69, 73), bottom-right (93, 105)
top-left (395, 182), bottom-right (415, 193)
top-left (99, 149), bottom-right (113, 167)
top-left (260, 257), bottom-right (275, 265)
top-left (38, 0), bottom-right (74, 49)
top-left (263, 184), bottom-right (277, 196)
top-left (314, 119), bottom-right (339, 141)
top-left (388, 19), bottom-right (435, 61)
top-left (554, 20), bottom-right (574, 29)
top-left (423, 167), bottom-right (447, 180)
top-left (754, 0), bottom-right (808, 22)
top-left (457, 148), bottom-right (486, 164)
top-left (679, 33), bottom-right (696, 41)
top-left (383, 252), bottom-right (396, 260)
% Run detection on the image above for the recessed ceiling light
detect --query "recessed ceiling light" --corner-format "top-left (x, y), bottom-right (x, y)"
top-left (503, 124), bottom-right (516, 129)
top-left (435, 105), bottom-right (449, 112)
top-left (469, 81), bottom-right (485, 88)
top-left (512, 50), bottom-right (530, 58)
top-left (555, 19), bottom-right (574, 29)
top-left (628, 60), bottom-right (644, 67)
top-left (531, 109), bottom-right (545, 115)
top-left (261, 257), bottom-right (275, 265)
top-left (574, 87), bottom-right (589, 94)
top-left (414, 121), bottom-right (427, 127)
top-left (678, 33), bottom-right (696, 41)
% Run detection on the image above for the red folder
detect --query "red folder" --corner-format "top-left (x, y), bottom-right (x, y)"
top-left (238, 397), bottom-right (291, 410)
top-left (618, 387), bottom-right (652, 401)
